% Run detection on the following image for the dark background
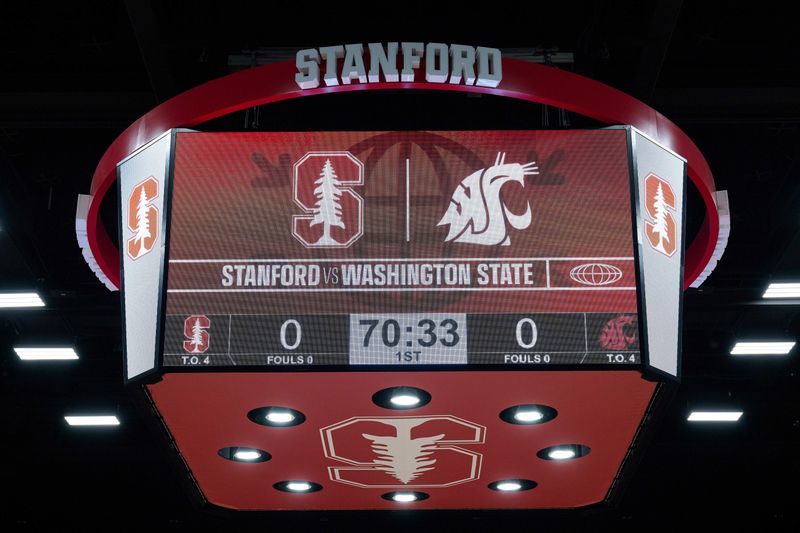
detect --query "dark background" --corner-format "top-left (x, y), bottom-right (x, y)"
top-left (1, 1), bottom-right (799, 530)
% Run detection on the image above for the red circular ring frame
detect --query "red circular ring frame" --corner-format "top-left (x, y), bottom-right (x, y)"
top-left (88, 57), bottom-right (717, 289)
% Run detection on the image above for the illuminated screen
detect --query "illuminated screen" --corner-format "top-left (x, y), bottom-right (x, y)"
top-left (162, 130), bottom-right (640, 368)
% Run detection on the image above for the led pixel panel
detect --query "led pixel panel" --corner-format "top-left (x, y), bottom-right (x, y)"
top-left (161, 129), bottom-right (653, 370)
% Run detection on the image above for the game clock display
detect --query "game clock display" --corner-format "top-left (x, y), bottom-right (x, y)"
top-left (155, 129), bottom-right (657, 369)
top-left (163, 312), bottom-right (640, 367)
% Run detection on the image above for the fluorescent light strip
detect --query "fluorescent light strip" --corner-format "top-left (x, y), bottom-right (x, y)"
top-left (14, 347), bottom-right (79, 360)
top-left (763, 283), bottom-right (800, 298)
top-left (64, 415), bottom-right (120, 426)
top-left (0, 293), bottom-right (45, 308)
top-left (687, 411), bottom-right (743, 422)
top-left (730, 341), bottom-right (795, 355)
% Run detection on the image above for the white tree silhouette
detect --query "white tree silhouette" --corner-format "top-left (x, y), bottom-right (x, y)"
top-left (189, 317), bottom-right (204, 353)
top-left (133, 186), bottom-right (152, 257)
top-left (309, 159), bottom-right (345, 245)
top-left (362, 419), bottom-right (443, 484)
top-left (651, 182), bottom-right (670, 253)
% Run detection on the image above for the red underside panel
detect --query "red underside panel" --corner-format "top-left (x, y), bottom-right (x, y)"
top-left (147, 371), bottom-right (656, 510)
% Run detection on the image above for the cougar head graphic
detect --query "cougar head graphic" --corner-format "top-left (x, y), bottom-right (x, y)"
top-left (438, 153), bottom-right (538, 246)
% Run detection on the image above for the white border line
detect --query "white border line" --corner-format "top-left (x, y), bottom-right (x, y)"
top-left (168, 287), bottom-right (636, 293)
top-left (169, 256), bottom-right (636, 264)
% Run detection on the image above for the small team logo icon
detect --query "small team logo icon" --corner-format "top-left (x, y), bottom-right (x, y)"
top-left (292, 152), bottom-right (364, 248)
top-left (438, 152), bottom-right (538, 246)
top-left (569, 263), bottom-right (623, 286)
top-left (643, 173), bottom-right (677, 257)
top-left (182, 315), bottom-right (210, 353)
top-left (321, 415), bottom-right (485, 488)
top-left (126, 177), bottom-right (159, 260)
top-left (598, 314), bottom-right (638, 350)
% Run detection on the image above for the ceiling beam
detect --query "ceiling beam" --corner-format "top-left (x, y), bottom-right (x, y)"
top-left (124, 0), bottom-right (177, 102)
top-left (633, 0), bottom-right (683, 102)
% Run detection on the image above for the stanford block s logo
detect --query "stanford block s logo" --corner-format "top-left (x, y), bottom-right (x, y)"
top-left (643, 173), bottom-right (677, 257)
top-left (126, 176), bottom-right (159, 260)
top-left (292, 152), bottom-right (364, 248)
top-left (182, 315), bottom-right (210, 354)
top-left (321, 415), bottom-right (485, 488)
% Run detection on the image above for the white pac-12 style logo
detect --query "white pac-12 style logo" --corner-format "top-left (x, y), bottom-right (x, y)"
top-left (438, 153), bottom-right (538, 246)
top-left (321, 415), bottom-right (485, 488)
top-left (292, 152), bottom-right (364, 248)
top-left (182, 315), bottom-right (210, 354)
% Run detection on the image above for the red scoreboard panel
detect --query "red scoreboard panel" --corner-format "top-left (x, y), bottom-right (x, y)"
top-left (118, 128), bottom-right (685, 510)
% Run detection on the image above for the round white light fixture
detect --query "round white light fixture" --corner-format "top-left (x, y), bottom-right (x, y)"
top-left (273, 480), bottom-right (322, 493)
top-left (373, 386), bottom-right (431, 410)
top-left (548, 449), bottom-right (576, 460)
top-left (513, 410), bottom-right (543, 422)
top-left (389, 394), bottom-right (421, 407)
top-left (248, 406), bottom-right (305, 427)
top-left (381, 491), bottom-right (430, 503)
top-left (499, 404), bottom-right (558, 425)
top-left (218, 446), bottom-right (271, 463)
top-left (537, 444), bottom-right (590, 461)
top-left (488, 479), bottom-right (537, 492)
top-left (233, 450), bottom-right (263, 461)
top-left (266, 411), bottom-right (296, 424)
top-left (286, 481), bottom-right (312, 492)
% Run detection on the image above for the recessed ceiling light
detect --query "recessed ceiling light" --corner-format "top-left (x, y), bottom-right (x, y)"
top-left (514, 410), bottom-right (543, 422)
top-left (537, 444), bottom-right (591, 461)
top-left (381, 491), bottom-right (430, 503)
top-left (730, 342), bottom-right (794, 355)
top-left (389, 394), bottom-right (420, 407)
top-left (265, 411), bottom-right (296, 424)
top-left (548, 449), bottom-right (576, 460)
top-left (688, 411), bottom-right (743, 422)
top-left (233, 450), bottom-right (262, 461)
top-left (273, 480), bottom-right (322, 493)
top-left (0, 292), bottom-right (45, 308)
top-left (64, 415), bottom-right (120, 426)
top-left (218, 447), bottom-right (271, 463)
top-left (372, 386), bottom-right (431, 410)
top-left (763, 283), bottom-right (800, 298)
top-left (247, 407), bottom-right (305, 427)
top-left (488, 479), bottom-right (537, 492)
top-left (499, 404), bottom-right (558, 425)
top-left (14, 347), bottom-right (78, 361)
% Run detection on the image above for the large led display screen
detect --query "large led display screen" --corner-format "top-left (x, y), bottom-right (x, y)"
top-left (160, 130), bottom-right (643, 368)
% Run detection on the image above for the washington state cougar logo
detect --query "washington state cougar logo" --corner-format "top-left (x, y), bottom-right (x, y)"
top-left (321, 415), bottom-right (485, 488)
top-left (438, 153), bottom-right (538, 246)
top-left (598, 315), bottom-right (638, 350)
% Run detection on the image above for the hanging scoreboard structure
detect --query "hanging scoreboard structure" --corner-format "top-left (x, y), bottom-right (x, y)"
top-left (121, 128), bottom-right (684, 380)
top-left (116, 126), bottom-right (687, 511)
top-left (77, 41), bottom-right (720, 513)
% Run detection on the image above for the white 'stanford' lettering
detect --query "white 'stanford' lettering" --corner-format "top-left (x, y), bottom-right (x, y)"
top-left (295, 42), bottom-right (502, 89)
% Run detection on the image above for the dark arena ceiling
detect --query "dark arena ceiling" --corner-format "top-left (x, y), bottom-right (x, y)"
top-left (1, 1), bottom-right (799, 531)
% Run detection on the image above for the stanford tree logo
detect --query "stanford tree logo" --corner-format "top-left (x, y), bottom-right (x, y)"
top-left (182, 315), bottom-right (210, 354)
top-left (292, 152), bottom-right (364, 248)
top-left (126, 177), bottom-right (159, 260)
top-left (643, 173), bottom-right (677, 257)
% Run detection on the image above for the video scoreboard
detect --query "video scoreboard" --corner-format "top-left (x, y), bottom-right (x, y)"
top-left (119, 128), bottom-right (685, 380)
